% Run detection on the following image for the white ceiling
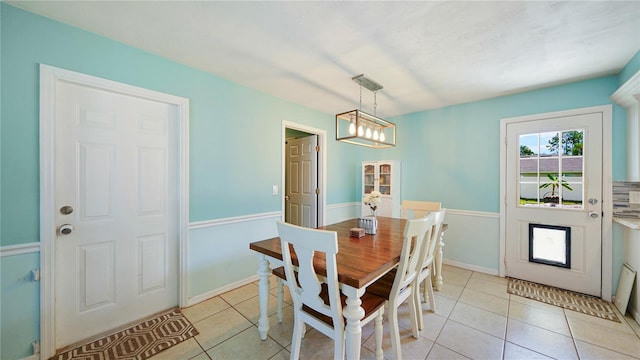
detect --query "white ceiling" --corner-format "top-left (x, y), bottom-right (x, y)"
top-left (8, 1), bottom-right (640, 117)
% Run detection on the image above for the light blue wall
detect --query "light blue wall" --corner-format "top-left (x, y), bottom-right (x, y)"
top-left (0, 3), bottom-right (358, 248)
top-left (1, 3), bottom-right (636, 359)
top-left (619, 50), bottom-right (640, 85)
top-left (392, 76), bottom-right (627, 211)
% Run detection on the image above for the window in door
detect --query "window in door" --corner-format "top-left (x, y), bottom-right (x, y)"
top-left (519, 130), bottom-right (584, 209)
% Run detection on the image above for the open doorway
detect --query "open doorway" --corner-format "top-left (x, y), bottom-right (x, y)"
top-left (282, 121), bottom-right (326, 228)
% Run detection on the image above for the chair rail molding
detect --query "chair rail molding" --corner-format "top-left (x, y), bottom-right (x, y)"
top-left (1, 242), bottom-right (40, 257)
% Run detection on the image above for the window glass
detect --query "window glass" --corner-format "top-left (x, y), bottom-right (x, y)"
top-left (518, 130), bottom-right (584, 209)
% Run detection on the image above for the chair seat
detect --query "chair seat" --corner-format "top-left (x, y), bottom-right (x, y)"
top-left (275, 266), bottom-right (386, 327)
top-left (367, 268), bottom-right (415, 303)
top-left (272, 266), bottom-right (286, 280)
top-left (303, 283), bottom-right (386, 327)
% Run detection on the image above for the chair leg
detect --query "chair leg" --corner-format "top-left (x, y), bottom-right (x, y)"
top-left (374, 307), bottom-right (384, 360)
top-left (389, 302), bottom-right (402, 360)
top-left (290, 313), bottom-right (304, 360)
top-left (277, 279), bottom-right (284, 323)
top-left (334, 329), bottom-right (345, 360)
top-left (408, 291), bottom-right (420, 339)
top-left (425, 276), bottom-right (436, 313)
top-left (422, 273), bottom-right (429, 304)
top-left (414, 283), bottom-right (424, 333)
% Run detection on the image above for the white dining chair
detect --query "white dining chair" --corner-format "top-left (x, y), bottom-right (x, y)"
top-left (276, 221), bottom-right (386, 360)
top-left (400, 200), bottom-right (441, 219)
top-left (414, 208), bottom-right (446, 331)
top-left (366, 215), bottom-right (434, 360)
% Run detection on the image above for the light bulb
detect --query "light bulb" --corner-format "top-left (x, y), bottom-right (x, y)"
top-left (358, 125), bottom-right (364, 137)
top-left (379, 131), bottom-right (386, 142)
top-left (348, 122), bottom-right (356, 135)
top-left (365, 127), bottom-right (372, 138)
top-left (373, 128), bottom-right (379, 141)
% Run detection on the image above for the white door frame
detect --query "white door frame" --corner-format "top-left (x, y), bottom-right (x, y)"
top-left (499, 105), bottom-right (613, 300)
top-left (282, 121), bottom-right (326, 227)
top-left (39, 64), bottom-right (190, 358)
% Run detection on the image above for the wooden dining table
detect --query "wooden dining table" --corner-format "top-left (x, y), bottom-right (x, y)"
top-left (249, 217), bottom-right (447, 360)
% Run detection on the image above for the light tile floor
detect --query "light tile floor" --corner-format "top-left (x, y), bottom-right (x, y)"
top-left (151, 265), bottom-right (640, 359)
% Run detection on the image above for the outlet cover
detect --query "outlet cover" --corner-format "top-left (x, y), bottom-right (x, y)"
top-left (629, 191), bottom-right (640, 204)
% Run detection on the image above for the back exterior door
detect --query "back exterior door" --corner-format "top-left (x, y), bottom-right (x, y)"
top-left (505, 112), bottom-right (603, 296)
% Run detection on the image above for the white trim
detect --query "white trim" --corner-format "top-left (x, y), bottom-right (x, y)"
top-left (499, 105), bottom-right (613, 300)
top-left (327, 202), bottom-right (360, 210)
top-left (612, 70), bottom-right (640, 107)
top-left (39, 64), bottom-right (190, 359)
top-left (189, 211), bottom-right (282, 229)
top-left (446, 208), bottom-right (499, 218)
top-left (282, 121), bottom-right (327, 226)
top-left (442, 259), bottom-right (499, 276)
top-left (186, 275), bottom-right (259, 307)
top-left (1, 242), bottom-right (40, 257)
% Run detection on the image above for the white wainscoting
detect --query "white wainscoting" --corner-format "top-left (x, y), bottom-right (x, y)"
top-left (439, 209), bottom-right (501, 273)
top-left (187, 211), bottom-right (281, 306)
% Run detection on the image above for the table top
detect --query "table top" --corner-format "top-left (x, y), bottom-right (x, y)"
top-left (250, 217), bottom-right (412, 289)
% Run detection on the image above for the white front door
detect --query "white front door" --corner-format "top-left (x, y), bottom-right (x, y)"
top-left (505, 112), bottom-right (603, 296)
top-left (53, 79), bottom-right (179, 347)
top-left (285, 135), bottom-right (318, 227)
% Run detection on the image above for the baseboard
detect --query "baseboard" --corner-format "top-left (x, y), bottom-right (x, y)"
top-left (443, 258), bottom-right (499, 276)
top-left (185, 274), bottom-right (259, 307)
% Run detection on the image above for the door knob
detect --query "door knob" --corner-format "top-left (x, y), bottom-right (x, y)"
top-left (588, 211), bottom-right (599, 219)
top-left (285, 195), bottom-right (290, 201)
top-left (58, 224), bottom-right (74, 235)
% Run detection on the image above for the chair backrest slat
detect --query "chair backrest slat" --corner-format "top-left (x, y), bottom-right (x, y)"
top-left (277, 221), bottom-right (342, 327)
top-left (392, 215), bottom-right (434, 295)
top-left (417, 209), bottom-right (446, 268)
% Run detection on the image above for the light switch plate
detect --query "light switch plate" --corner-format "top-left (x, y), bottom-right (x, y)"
top-left (629, 191), bottom-right (640, 204)
top-left (272, 185), bottom-right (278, 195)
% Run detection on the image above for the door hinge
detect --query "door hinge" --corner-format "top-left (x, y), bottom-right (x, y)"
top-left (31, 269), bottom-right (40, 282)
top-left (315, 188), bottom-right (320, 195)
top-left (315, 145), bottom-right (320, 152)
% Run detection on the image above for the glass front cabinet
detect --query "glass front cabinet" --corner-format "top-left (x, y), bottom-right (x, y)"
top-left (361, 160), bottom-right (401, 217)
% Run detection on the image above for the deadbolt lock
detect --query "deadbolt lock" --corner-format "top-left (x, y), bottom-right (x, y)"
top-left (60, 206), bottom-right (74, 215)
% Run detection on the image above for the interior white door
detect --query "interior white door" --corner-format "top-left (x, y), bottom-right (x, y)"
top-left (505, 112), bottom-right (603, 296)
top-left (285, 135), bottom-right (318, 227)
top-left (54, 81), bottom-right (179, 347)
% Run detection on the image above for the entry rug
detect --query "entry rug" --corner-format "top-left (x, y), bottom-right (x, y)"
top-left (53, 308), bottom-right (199, 360)
top-left (507, 278), bottom-right (620, 322)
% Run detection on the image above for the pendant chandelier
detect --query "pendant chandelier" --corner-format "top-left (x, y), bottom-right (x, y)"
top-left (336, 74), bottom-right (396, 148)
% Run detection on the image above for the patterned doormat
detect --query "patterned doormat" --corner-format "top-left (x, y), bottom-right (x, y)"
top-left (53, 308), bottom-right (199, 360)
top-left (507, 278), bottom-right (620, 322)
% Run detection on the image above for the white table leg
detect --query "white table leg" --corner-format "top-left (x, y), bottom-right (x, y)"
top-left (433, 230), bottom-right (445, 291)
top-left (257, 254), bottom-right (271, 340)
top-left (342, 286), bottom-right (365, 360)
